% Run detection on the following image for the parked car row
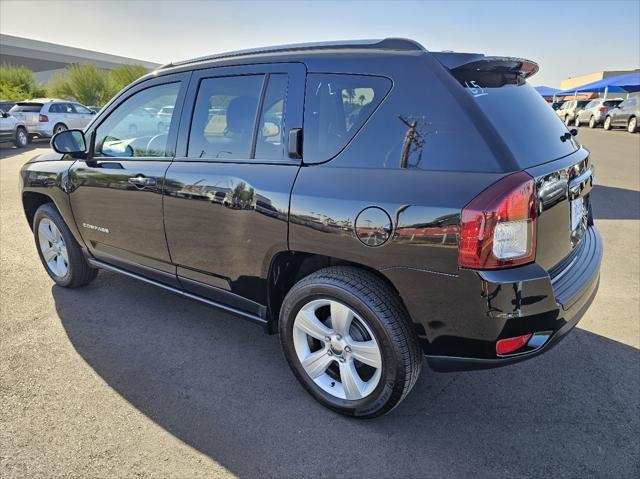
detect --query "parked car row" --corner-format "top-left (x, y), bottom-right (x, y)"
top-left (555, 97), bottom-right (638, 132)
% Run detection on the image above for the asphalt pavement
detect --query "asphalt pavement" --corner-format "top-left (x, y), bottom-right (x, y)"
top-left (1, 129), bottom-right (638, 478)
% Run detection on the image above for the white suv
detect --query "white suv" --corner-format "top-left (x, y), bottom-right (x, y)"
top-left (9, 99), bottom-right (95, 138)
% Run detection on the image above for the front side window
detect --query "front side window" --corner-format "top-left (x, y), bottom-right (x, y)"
top-left (94, 82), bottom-right (179, 158)
top-left (188, 75), bottom-right (263, 159)
top-left (303, 73), bottom-right (392, 163)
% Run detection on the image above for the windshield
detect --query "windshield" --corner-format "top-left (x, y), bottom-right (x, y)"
top-left (10, 103), bottom-right (43, 112)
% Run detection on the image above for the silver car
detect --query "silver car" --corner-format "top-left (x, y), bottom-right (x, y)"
top-left (0, 109), bottom-right (29, 147)
top-left (576, 98), bottom-right (624, 128)
top-left (9, 99), bottom-right (95, 138)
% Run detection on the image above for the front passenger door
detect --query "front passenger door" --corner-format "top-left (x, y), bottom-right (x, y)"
top-left (69, 73), bottom-right (189, 286)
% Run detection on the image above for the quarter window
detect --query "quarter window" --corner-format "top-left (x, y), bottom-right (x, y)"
top-left (94, 82), bottom-right (179, 158)
top-left (188, 75), bottom-right (263, 159)
top-left (303, 74), bottom-right (392, 163)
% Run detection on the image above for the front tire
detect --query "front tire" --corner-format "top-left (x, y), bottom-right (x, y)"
top-left (604, 116), bottom-right (612, 130)
top-left (279, 266), bottom-right (422, 418)
top-left (13, 127), bottom-right (29, 148)
top-left (628, 117), bottom-right (638, 133)
top-left (33, 203), bottom-right (97, 288)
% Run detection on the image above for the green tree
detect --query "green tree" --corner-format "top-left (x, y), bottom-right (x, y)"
top-left (106, 64), bottom-right (149, 98)
top-left (45, 64), bottom-right (108, 105)
top-left (0, 63), bottom-right (44, 100)
top-left (45, 63), bottom-right (148, 106)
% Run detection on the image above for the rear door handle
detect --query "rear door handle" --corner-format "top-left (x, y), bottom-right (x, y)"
top-left (128, 175), bottom-right (156, 187)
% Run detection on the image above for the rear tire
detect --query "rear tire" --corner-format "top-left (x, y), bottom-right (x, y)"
top-left (603, 116), bottom-right (612, 130)
top-left (53, 123), bottom-right (67, 135)
top-left (574, 115), bottom-right (581, 127)
top-left (279, 266), bottom-right (422, 418)
top-left (33, 203), bottom-right (97, 288)
top-left (13, 127), bottom-right (28, 148)
top-left (628, 117), bottom-right (638, 133)
top-left (589, 116), bottom-right (597, 129)
top-left (564, 115), bottom-right (572, 126)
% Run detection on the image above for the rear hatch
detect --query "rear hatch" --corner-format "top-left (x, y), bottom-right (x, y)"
top-left (436, 53), bottom-right (592, 271)
top-left (10, 102), bottom-right (43, 127)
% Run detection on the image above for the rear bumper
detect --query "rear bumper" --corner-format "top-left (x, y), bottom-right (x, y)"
top-left (427, 226), bottom-right (602, 371)
top-left (385, 226), bottom-right (603, 372)
top-left (25, 125), bottom-right (53, 137)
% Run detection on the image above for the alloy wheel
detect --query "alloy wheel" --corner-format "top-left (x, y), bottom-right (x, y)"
top-left (16, 129), bottom-right (27, 146)
top-left (292, 298), bottom-right (382, 400)
top-left (54, 124), bottom-right (67, 134)
top-left (38, 218), bottom-right (69, 278)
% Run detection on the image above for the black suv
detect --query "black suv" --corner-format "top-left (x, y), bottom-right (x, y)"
top-left (21, 39), bottom-right (602, 418)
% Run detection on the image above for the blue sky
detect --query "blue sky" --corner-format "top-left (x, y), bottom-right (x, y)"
top-left (1, 0), bottom-right (639, 87)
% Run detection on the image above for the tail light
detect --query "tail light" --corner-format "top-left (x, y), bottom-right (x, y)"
top-left (39, 114), bottom-right (49, 122)
top-left (459, 171), bottom-right (537, 269)
top-left (598, 107), bottom-right (606, 112)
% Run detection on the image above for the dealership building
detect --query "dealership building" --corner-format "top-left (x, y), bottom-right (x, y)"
top-left (0, 34), bottom-right (160, 82)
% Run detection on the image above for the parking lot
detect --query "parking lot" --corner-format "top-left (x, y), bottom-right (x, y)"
top-left (1, 129), bottom-right (638, 478)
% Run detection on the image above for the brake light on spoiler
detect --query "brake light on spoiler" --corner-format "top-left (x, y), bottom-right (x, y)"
top-left (459, 171), bottom-right (537, 269)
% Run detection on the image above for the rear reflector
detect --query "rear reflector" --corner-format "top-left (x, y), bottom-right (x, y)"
top-left (496, 334), bottom-right (532, 355)
top-left (39, 114), bottom-right (49, 122)
top-left (598, 107), bottom-right (606, 112)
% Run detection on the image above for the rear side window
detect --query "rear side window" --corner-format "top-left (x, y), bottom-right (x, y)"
top-left (255, 74), bottom-right (288, 160)
top-left (303, 74), bottom-right (391, 163)
top-left (188, 75), bottom-right (263, 159)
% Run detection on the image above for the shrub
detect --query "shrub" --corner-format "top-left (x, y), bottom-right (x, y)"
top-left (0, 64), bottom-right (44, 100)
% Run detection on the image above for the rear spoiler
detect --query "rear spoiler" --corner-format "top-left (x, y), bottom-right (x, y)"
top-left (431, 52), bottom-right (539, 79)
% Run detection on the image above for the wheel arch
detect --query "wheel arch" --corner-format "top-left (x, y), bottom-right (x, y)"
top-left (22, 191), bottom-right (55, 230)
top-left (265, 251), bottom-right (410, 334)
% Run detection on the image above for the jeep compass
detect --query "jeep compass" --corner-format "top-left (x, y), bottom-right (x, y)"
top-left (20, 38), bottom-right (602, 417)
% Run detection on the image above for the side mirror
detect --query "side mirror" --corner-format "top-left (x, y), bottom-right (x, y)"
top-left (1, 112), bottom-right (8, 118)
top-left (51, 129), bottom-right (87, 157)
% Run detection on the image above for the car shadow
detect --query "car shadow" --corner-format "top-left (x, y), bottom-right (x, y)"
top-left (0, 139), bottom-right (50, 158)
top-left (591, 185), bottom-right (640, 220)
top-left (52, 272), bottom-right (639, 478)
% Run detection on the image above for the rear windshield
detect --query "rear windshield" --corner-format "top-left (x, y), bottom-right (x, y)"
top-left (10, 103), bottom-right (43, 112)
top-left (604, 100), bottom-right (622, 106)
top-left (455, 76), bottom-right (578, 168)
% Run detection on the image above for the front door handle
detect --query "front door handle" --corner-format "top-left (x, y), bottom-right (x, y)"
top-left (128, 175), bottom-right (156, 187)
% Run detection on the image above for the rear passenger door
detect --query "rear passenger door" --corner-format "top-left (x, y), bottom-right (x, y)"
top-left (163, 63), bottom-right (305, 314)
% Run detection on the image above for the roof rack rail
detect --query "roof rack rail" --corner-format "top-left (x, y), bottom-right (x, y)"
top-left (159, 38), bottom-right (426, 70)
